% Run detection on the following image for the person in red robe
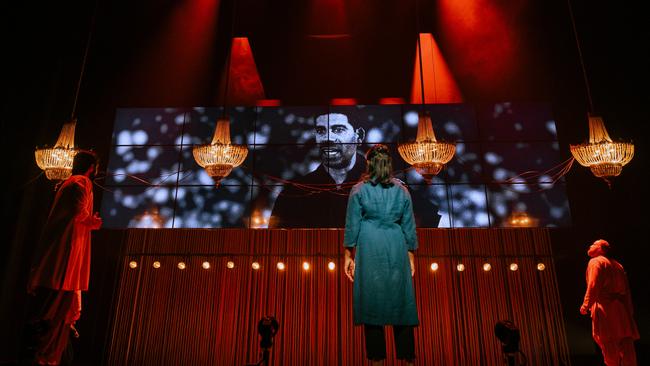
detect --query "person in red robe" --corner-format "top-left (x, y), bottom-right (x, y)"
top-left (580, 239), bottom-right (639, 366)
top-left (25, 151), bottom-right (102, 365)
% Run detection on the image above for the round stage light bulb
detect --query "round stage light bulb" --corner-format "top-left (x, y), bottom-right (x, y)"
top-left (457, 263), bottom-right (465, 272)
top-left (129, 261), bottom-right (138, 269)
top-left (430, 262), bottom-right (439, 271)
top-left (177, 262), bottom-right (186, 270)
top-left (509, 263), bottom-right (519, 271)
top-left (153, 261), bottom-right (161, 269)
top-left (483, 263), bottom-right (492, 272)
top-left (302, 262), bottom-right (310, 271)
top-left (202, 261), bottom-right (210, 270)
top-left (226, 261), bottom-right (235, 269)
top-left (537, 262), bottom-right (546, 271)
top-left (277, 262), bottom-right (286, 271)
top-left (252, 262), bottom-right (260, 270)
top-left (328, 261), bottom-right (336, 271)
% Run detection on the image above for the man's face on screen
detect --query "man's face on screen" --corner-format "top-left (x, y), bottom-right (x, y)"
top-left (315, 113), bottom-right (362, 169)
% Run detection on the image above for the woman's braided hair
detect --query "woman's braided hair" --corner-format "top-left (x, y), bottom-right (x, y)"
top-left (364, 144), bottom-right (393, 186)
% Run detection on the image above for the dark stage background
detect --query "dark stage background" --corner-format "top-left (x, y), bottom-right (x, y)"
top-left (1, 0), bottom-right (648, 365)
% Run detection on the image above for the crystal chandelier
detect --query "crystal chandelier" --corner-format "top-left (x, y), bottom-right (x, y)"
top-left (505, 211), bottom-right (539, 227)
top-left (565, 0), bottom-right (634, 183)
top-left (129, 207), bottom-right (165, 228)
top-left (570, 115), bottom-right (634, 178)
top-left (399, 2), bottom-right (456, 183)
top-left (34, 3), bottom-right (97, 182)
top-left (398, 113), bottom-right (456, 183)
top-left (192, 117), bottom-right (248, 186)
top-left (35, 120), bottom-right (79, 181)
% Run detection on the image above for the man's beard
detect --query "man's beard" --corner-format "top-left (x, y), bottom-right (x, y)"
top-left (320, 143), bottom-right (354, 169)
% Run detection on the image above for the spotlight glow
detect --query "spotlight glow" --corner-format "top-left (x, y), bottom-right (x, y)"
top-left (177, 262), bottom-right (186, 270)
top-left (226, 261), bottom-right (235, 269)
top-left (202, 261), bottom-right (210, 269)
top-left (252, 262), bottom-right (260, 270)
top-left (509, 263), bottom-right (519, 271)
top-left (129, 261), bottom-right (138, 269)
top-left (302, 261), bottom-right (310, 271)
top-left (328, 261), bottom-right (336, 271)
top-left (457, 263), bottom-right (465, 272)
top-left (430, 262), bottom-right (439, 271)
top-left (483, 263), bottom-right (492, 272)
top-left (537, 262), bottom-right (546, 271)
top-left (277, 262), bottom-right (286, 271)
top-left (153, 261), bottom-right (161, 269)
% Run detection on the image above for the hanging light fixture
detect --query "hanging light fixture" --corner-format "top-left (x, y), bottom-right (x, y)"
top-left (34, 2), bottom-right (98, 181)
top-left (565, 0), bottom-right (634, 184)
top-left (398, 1), bottom-right (455, 184)
top-left (504, 210), bottom-right (539, 228)
top-left (35, 120), bottom-right (78, 180)
top-left (192, 0), bottom-right (248, 186)
top-left (570, 115), bottom-right (634, 180)
top-left (192, 117), bottom-right (248, 186)
top-left (129, 206), bottom-right (166, 228)
top-left (398, 112), bottom-right (456, 183)
top-left (34, 2), bottom-right (101, 181)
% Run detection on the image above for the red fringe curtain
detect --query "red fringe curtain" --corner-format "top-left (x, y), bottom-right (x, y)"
top-left (105, 228), bottom-right (570, 365)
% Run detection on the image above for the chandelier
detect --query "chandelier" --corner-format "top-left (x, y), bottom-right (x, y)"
top-left (398, 113), bottom-right (456, 183)
top-left (505, 211), bottom-right (539, 228)
top-left (565, 0), bottom-right (634, 184)
top-left (194, 9), bottom-right (249, 187)
top-left (129, 207), bottom-right (165, 228)
top-left (35, 120), bottom-right (79, 181)
top-left (192, 117), bottom-right (248, 186)
top-left (399, 1), bottom-right (456, 184)
top-left (34, 2), bottom-right (98, 182)
top-left (570, 115), bottom-right (634, 179)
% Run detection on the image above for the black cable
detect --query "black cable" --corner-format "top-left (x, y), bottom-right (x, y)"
top-left (221, 0), bottom-right (238, 117)
top-left (70, 0), bottom-right (100, 120)
top-left (566, 0), bottom-right (594, 113)
top-left (414, 0), bottom-right (426, 109)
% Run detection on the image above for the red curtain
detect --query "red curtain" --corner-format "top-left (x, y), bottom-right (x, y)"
top-left (105, 228), bottom-right (570, 365)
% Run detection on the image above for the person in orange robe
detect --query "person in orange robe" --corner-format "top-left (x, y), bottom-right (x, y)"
top-left (25, 151), bottom-right (102, 365)
top-left (580, 239), bottom-right (639, 366)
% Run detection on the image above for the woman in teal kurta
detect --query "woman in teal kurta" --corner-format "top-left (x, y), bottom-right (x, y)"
top-left (344, 144), bottom-right (418, 364)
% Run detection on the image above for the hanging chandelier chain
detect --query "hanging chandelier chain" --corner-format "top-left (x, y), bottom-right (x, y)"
top-left (221, 0), bottom-right (238, 117)
top-left (415, 0), bottom-right (426, 108)
top-left (70, 0), bottom-right (100, 120)
top-left (566, 0), bottom-right (594, 113)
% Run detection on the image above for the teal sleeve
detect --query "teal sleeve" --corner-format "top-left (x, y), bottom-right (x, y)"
top-left (401, 191), bottom-right (418, 250)
top-left (343, 190), bottom-right (362, 248)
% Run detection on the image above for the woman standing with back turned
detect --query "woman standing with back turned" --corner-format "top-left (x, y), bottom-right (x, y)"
top-left (343, 144), bottom-right (418, 365)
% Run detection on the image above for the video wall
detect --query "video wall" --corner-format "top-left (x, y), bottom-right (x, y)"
top-left (99, 103), bottom-right (571, 228)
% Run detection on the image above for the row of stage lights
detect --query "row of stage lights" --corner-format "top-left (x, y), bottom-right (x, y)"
top-left (127, 260), bottom-right (333, 271)
top-left (127, 260), bottom-right (547, 272)
top-left (447, 262), bottom-right (546, 272)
